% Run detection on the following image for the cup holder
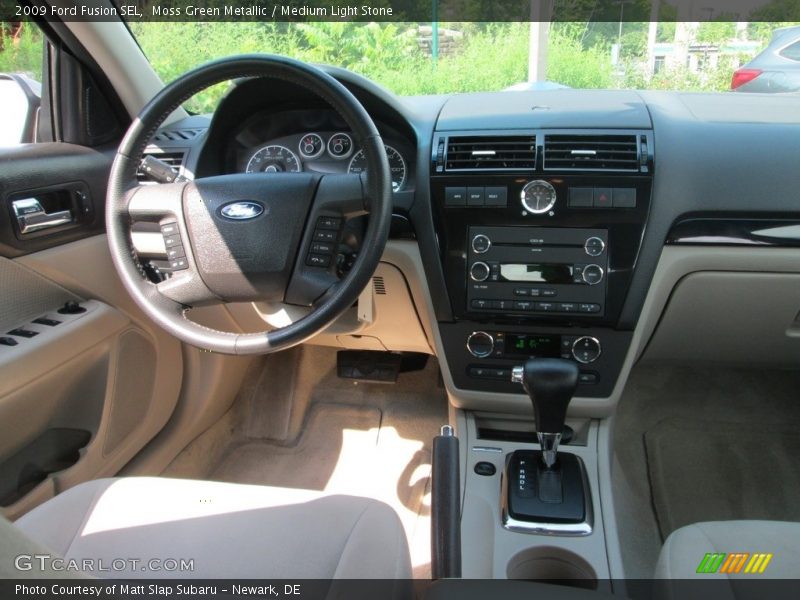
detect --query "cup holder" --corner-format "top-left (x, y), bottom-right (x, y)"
top-left (507, 546), bottom-right (598, 590)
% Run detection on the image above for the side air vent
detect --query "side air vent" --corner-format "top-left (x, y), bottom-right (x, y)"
top-left (136, 151), bottom-right (185, 182)
top-left (152, 128), bottom-right (204, 143)
top-left (445, 136), bottom-right (536, 171)
top-left (372, 276), bottom-right (387, 295)
top-left (544, 134), bottom-right (639, 172)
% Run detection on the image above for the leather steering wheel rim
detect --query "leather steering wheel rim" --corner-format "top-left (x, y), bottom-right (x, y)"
top-left (106, 55), bottom-right (392, 354)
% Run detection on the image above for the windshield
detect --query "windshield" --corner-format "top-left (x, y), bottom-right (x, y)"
top-left (126, 20), bottom-right (800, 111)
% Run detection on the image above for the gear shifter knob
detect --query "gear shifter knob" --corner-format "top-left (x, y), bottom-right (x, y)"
top-left (511, 358), bottom-right (579, 468)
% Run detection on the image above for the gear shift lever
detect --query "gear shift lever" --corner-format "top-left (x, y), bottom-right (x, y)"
top-left (504, 358), bottom-right (590, 533)
top-left (511, 358), bottom-right (579, 468)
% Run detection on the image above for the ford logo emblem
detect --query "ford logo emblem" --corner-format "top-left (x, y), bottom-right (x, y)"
top-left (220, 201), bottom-right (264, 220)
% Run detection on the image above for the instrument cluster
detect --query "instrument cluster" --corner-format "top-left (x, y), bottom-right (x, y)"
top-left (239, 130), bottom-right (409, 192)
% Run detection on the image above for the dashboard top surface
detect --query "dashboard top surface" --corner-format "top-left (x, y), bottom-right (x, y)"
top-left (435, 89), bottom-right (653, 131)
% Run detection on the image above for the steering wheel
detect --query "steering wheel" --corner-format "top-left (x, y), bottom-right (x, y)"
top-left (106, 55), bottom-right (392, 355)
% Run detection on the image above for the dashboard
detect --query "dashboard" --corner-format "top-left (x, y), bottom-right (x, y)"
top-left (145, 69), bottom-right (800, 410)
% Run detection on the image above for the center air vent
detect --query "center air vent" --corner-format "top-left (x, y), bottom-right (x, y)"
top-left (136, 151), bottom-right (185, 182)
top-left (544, 134), bottom-right (639, 172)
top-left (445, 136), bottom-right (536, 171)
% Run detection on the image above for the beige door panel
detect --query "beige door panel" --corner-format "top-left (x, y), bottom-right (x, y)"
top-left (1, 236), bottom-right (184, 519)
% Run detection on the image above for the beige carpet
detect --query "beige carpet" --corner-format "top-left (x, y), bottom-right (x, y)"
top-left (163, 345), bottom-right (448, 577)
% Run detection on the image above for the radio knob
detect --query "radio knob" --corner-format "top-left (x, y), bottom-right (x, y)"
top-left (572, 336), bottom-right (601, 364)
top-left (470, 261), bottom-right (491, 282)
top-left (584, 236), bottom-right (605, 257)
top-left (471, 234), bottom-right (491, 254)
top-left (582, 264), bottom-right (604, 285)
top-left (467, 331), bottom-right (495, 358)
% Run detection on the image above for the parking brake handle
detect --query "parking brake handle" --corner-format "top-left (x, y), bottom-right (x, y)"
top-left (431, 425), bottom-right (461, 579)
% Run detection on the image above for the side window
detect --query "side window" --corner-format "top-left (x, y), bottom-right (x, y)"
top-left (0, 21), bottom-right (44, 145)
top-left (779, 40), bottom-right (800, 62)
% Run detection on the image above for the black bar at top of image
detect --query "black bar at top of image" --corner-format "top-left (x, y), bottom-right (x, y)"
top-left (3, 0), bottom-right (800, 23)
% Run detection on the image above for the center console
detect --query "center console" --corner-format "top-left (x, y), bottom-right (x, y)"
top-left (431, 129), bottom-right (653, 399)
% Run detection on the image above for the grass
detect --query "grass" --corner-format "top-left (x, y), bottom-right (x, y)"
top-left (0, 22), bottom-right (43, 78)
top-left (1, 21), bottom-right (786, 114)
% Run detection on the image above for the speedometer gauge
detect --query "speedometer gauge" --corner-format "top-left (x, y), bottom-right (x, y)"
top-left (246, 145), bottom-right (301, 174)
top-left (348, 145), bottom-right (407, 192)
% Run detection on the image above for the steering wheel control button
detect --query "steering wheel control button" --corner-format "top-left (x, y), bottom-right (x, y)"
top-left (313, 230), bottom-right (337, 242)
top-left (163, 233), bottom-right (182, 248)
top-left (311, 242), bottom-right (334, 254)
top-left (166, 245), bottom-right (185, 260)
top-left (317, 216), bottom-right (341, 230)
top-left (160, 222), bottom-right (179, 236)
top-left (470, 261), bottom-right (491, 282)
top-left (445, 187), bottom-right (467, 207)
top-left (306, 254), bottom-right (332, 268)
top-left (593, 188), bottom-right (613, 209)
top-left (521, 180), bottom-right (557, 214)
top-left (471, 234), bottom-right (491, 254)
top-left (467, 187), bottom-right (485, 207)
top-left (485, 187), bottom-right (508, 207)
top-left (582, 264), bottom-right (605, 285)
top-left (572, 336), bottom-right (602, 364)
top-left (466, 331), bottom-right (494, 358)
top-left (474, 462), bottom-right (497, 477)
top-left (169, 258), bottom-right (189, 271)
top-left (584, 236), bottom-right (605, 256)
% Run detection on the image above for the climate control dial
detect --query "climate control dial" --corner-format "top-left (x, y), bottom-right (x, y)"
top-left (466, 331), bottom-right (495, 358)
top-left (572, 336), bottom-right (602, 364)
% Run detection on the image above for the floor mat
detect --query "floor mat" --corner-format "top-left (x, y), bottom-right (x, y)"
top-left (645, 418), bottom-right (800, 539)
top-left (163, 346), bottom-right (448, 578)
top-left (213, 403), bottom-right (435, 578)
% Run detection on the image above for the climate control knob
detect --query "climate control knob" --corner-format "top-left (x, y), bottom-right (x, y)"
top-left (470, 261), bottom-right (491, 282)
top-left (581, 264), bottom-right (604, 285)
top-left (467, 331), bottom-right (495, 358)
top-left (572, 336), bottom-right (601, 364)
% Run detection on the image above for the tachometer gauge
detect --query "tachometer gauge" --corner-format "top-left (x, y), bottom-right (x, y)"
top-left (246, 145), bottom-right (301, 174)
top-left (348, 145), bottom-right (407, 192)
top-left (327, 133), bottom-right (353, 159)
top-left (298, 133), bottom-right (324, 159)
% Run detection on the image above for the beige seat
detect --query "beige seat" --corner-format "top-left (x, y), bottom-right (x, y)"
top-left (7, 477), bottom-right (412, 581)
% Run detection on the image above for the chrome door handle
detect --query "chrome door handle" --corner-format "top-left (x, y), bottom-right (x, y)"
top-left (12, 198), bottom-right (73, 234)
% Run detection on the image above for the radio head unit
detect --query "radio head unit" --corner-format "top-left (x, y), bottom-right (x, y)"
top-left (467, 226), bottom-right (608, 318)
